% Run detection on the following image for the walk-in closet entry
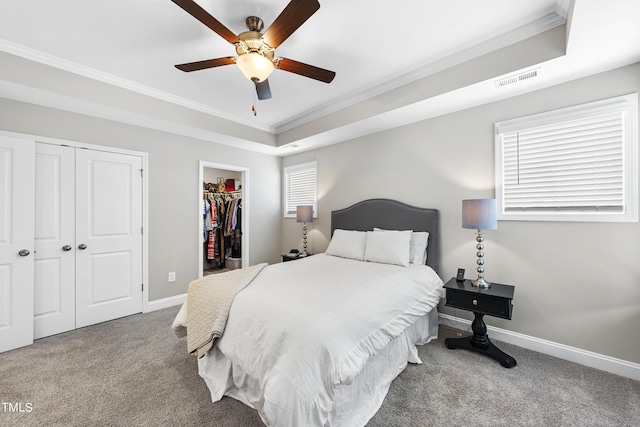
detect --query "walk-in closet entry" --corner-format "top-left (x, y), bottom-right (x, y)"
top-left (199, 161), bottom-right (248, 277)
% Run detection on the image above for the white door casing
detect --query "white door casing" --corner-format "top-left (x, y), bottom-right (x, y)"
top-left (0, 136), bottom-right (35, 353)
top-left (75, 149), bottom-right (143, 328)
top-left (199, 161), bottom-right (249, 277)
top-left (34, 143), bottom-right (76, 339)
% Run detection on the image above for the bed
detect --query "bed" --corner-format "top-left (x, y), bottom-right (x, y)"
top-left (174, 199), bottom-right (444, 426)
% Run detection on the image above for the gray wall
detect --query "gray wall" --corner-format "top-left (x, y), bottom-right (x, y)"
top-left (282, 62), bottom-right (640, 365)
top-left (0, 97), bottom-right (282, 301)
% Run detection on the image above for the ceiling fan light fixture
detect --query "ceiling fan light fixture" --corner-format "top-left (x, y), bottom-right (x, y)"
top-left (236, 52), bottom-right (275, 82)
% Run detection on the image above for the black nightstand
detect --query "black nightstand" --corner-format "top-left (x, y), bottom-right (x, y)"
top-left (281, 253), bottom-right (312, 262)
top-left (443, 277), bottom-right (517, 368)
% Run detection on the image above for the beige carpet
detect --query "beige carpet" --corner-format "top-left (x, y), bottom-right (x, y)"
top-left (0, 306), bottom-right (638, 426)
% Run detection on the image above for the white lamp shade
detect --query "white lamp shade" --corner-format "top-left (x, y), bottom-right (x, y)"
top-left (236, 52), bottom-right (275, 82)
top-left (296, 205), bottom-right (313, 223)
top-left (462, 199), bottom-right (497, 230)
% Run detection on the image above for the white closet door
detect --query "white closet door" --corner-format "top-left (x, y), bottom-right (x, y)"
top-left (34, 143), bottom-right (76, 339)
top-left (75, 149), bottom-right (143, 328)
top-left (0, 136), bottom-right (35, 352)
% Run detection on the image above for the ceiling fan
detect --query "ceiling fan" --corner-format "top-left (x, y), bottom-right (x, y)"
top-left (171, 0), bottom-right (336, 101)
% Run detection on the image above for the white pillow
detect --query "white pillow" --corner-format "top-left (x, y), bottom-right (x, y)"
top-left (374, 228), bottom-right (429, 264)
top-left (325, 229), bottom-right (367, 261)
top-left (410, 231), bottom-right (429, 264)
top-left (364, 230), bottom-right (411, 267)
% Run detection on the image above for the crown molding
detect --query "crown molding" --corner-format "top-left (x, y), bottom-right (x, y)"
top-left (0, 8), bottom-right (566, 151)
top-left (274, 11), bottom-right (566, 134)
top-left (0, 38), bottom-right (276, 134)
top-left (0, 10), bottom-right (565, 138)
top-left (0, 80), bottom-right (281, 156)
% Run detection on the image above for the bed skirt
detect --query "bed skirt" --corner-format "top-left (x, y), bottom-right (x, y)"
top-left (197, 308), bottom-right (439, 427)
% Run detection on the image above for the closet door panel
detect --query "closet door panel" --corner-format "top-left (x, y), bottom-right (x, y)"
top-left (34, 143), bottom-right (76, 339)
top-left (0, 136), bottom-right (35, 353)
top-left (75, 149), bottom-right (143, 328)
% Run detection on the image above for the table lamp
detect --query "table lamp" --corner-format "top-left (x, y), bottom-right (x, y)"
top-left (462, 199), bottom-right (497, 288)
top-left (296, 205), bottom-right (314, 256)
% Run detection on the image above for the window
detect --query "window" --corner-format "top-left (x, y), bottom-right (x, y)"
top-left (495, 93), bottom-right (638, 222)
top-left (284, 161), bottom-right (317, 218)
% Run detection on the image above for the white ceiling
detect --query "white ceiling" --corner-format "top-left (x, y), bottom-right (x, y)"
top-left (1, 0), bottom-right (640, 156)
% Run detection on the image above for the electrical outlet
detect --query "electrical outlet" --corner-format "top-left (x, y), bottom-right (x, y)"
top-left (168, 272), bottom-right (176, 282)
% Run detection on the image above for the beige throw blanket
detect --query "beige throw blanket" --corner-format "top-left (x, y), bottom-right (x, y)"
top-left (171, 263), bottom-right (267, 358)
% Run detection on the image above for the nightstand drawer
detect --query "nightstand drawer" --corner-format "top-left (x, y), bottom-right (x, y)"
top-left (445, 288), bottom-right (513, 320)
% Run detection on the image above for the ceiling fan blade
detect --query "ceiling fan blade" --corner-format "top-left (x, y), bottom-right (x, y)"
top-left (277, 58), bottom-right (335, 83)
top-left (171, 0), bottom-right (238, 44)
top-left (263, 0), bottom-right (320, 48)
top-left (175, 57), bottom-right (236, 72)
top-left (255, 79), bottom-right (272, 100)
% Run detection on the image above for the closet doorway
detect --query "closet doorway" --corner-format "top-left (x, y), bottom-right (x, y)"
top-left (0, 134), bottom-right (146, 354)
top-left (199, 161), bottom-right (248, 277)
top-left (35, 143), bottom-right (144, 336)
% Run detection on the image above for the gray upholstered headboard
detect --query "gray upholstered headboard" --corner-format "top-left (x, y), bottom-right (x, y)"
top-left (331, 199), bottom-right (440, 275)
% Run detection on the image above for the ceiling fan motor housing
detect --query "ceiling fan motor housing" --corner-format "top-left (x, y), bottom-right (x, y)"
top-left (236, 31), bottom-right (274, 59)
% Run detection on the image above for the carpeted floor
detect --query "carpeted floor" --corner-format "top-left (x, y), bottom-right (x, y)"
top-left (1, 305), bottom-right (638, 426)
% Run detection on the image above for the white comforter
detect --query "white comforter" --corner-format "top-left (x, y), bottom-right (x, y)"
top-left (201, 254), bottom-right (444, 426)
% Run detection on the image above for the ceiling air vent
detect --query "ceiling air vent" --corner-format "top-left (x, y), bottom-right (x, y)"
top-left (495, 68), bottom-right (540, 88)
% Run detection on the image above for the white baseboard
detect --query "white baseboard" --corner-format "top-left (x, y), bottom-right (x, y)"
top-left (144, 293), bottom-right (186, 313)
top-left (438, 313), bottom-right (640, 382)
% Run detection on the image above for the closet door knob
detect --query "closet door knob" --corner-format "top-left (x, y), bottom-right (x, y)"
top-left (18, 249), bottom-right (30, 257)
top-left (62, 245), bottom-right (72, 251)
top-left (78, 244), bottom-right (87, 250)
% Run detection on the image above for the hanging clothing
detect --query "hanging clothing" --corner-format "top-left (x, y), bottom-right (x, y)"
top-left (203, 198), bottom-right (210, 241)
top-left (203, 190), bottom-right (242, 269)
top-left (207, 230), bottom-right (215, 260)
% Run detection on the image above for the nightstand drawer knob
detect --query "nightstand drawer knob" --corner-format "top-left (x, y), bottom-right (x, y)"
top-left (473, 299), bottom-right (478, 305)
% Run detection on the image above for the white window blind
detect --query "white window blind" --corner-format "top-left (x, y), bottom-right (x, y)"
top-left (284, 161), bottom-right (317, 218)
top-left (495, 94), bottom-right (638, 222)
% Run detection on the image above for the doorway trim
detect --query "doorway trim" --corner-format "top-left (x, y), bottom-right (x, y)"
top-left (199, 160), bottom-right (249, 277)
